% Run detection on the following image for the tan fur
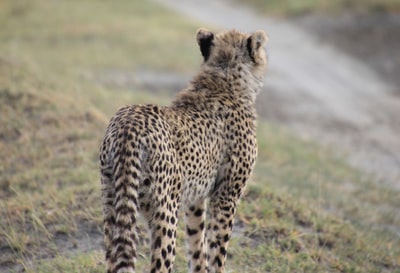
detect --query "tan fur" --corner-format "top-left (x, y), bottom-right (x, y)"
top-left (100, 28), bottom-right (268, 273)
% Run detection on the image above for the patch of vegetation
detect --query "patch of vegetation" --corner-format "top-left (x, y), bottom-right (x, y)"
top-left (0, 0), bottom-right (199, 271)
top-left (233, 0), bottom-right (400, 16)
top-left (256, 123), bottom-right (400, 236)
top-left (231, 186), bottom-right (398, 272)
top-left (0, 0), bottom-right (399, 272)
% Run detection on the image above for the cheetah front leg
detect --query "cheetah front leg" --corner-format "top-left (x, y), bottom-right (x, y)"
top-left (206, 171), bottom-right (249, 273)
top-left (185, 199), bottom-right (208, 273)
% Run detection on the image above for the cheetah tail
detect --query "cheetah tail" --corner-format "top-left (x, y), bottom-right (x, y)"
top-left (109, 153), bottom-right (141, 273)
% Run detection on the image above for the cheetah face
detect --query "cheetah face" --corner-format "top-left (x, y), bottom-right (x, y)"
top-left (196, 28), bottom-right (268, 73)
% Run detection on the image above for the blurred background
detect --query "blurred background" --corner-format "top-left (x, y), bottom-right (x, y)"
top-left (1, 0), bottom-right (399, 272)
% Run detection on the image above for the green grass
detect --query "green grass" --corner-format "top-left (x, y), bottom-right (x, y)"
top-left (256, 124), bottom-right (400, 233)
top-left (234, 0), bottom-right (400, 16)
top-left (0, 0), bottom-right (399, 272)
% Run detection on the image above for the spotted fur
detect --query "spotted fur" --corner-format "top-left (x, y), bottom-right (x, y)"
top-left (100, 28), bottom-right (268, 273)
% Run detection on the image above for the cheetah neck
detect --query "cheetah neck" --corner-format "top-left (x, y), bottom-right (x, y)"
top-left (228, 64), bottom-right (264, 105)
top-left (172, 64), bottom-right (264, 114)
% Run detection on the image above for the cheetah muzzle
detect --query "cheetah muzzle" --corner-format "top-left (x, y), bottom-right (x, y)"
top-left (100, 28), bottom-right (268, 273)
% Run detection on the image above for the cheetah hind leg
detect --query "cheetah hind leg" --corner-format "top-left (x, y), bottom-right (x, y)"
top-left (185, 200), bottom-right (208, 273)
top-left (148, 199), bottom-right (180, 273)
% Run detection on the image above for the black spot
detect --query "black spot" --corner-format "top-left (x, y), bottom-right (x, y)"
top-left (167, 229), bottom-right (173, 238)
top-left (115, 261), bottom-right (133, 270)
top-left (224, 234), bottom-right (230, 242)
top-left (154, 236), bottom-right (161, 249)
top-left (214, 256), bottom-right (222, 267)
top-left (105, 249), bottom-right (111, 259)
top-left (194, 208), bottom-right (203, 217)
top-left (193, 250), bottom-right (201, 259)
top-left (221, 206), bottom-right (230, 212)
top-left (156, 258), bottom-right (162, 269)
top-left (187, 227), bottom-right (198, 236)
top-left (144, 178), bottom-right (151, 186)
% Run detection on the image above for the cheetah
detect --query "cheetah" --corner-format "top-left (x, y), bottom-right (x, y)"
top-left (99, 28), bottom-right (268, 273)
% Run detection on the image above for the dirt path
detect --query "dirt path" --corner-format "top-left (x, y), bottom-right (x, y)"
top-left (155, 0), bottom-right (400, 188)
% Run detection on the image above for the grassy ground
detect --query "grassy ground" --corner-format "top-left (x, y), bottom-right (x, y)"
top-left (0, 0), bottom-right (399, 272)
top-left (234, 0), bottom-right (400, 16)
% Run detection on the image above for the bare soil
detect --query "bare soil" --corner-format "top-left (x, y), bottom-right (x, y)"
top-left (291, 11), bottom-right (400, 186)
top-left (295, 13), bottom-right (400, 92)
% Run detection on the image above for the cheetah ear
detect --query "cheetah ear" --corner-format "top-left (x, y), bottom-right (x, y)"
top-left (247, 30), bottom-right (268, 64)
top-left (196, 28), bottom-right (214, 62)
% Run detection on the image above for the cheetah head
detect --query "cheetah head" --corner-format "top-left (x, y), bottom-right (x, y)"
top-left (196, 28), bottom-right (268, 76)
